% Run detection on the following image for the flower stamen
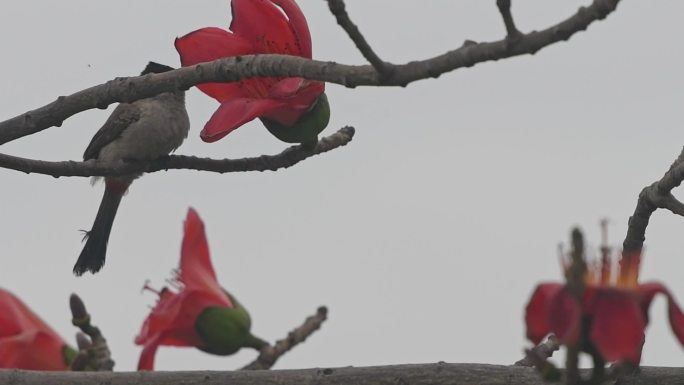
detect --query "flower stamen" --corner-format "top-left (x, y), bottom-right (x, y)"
top-left (141, 280), bottom-right (161, 295)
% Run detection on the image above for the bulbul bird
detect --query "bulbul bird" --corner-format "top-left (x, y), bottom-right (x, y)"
top-left (73, 62), bottom-right (190, 276)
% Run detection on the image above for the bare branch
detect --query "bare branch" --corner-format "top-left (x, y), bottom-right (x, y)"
top-left (515, 335), bottom-right (560, 367)
top-left (564, 229), bottom-right (587, 385)
top-left (496, 0), bottom-right (521, 38)
top-left (241, 306), bottom-right (328, 370)
top-left (1, 364), bottom-right (682, 385)
top-left (0, 126), bottom-right (354, 178)
top-left (70, 333), bottom-right (95, 371)
top-left (623, 147), bottom-right (684, 253)
top-left (514, 336), bottom-right (562, 382)
top-left (326, 0), bottom-right (393, 76)
top-left (0, 0), bottom-right (620, 145)
top-left (69, 294), bottom-right (114, 371)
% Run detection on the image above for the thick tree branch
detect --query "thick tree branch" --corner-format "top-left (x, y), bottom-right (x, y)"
top-left (242, 306), bottom-right (328, 370)
top-left (0, 364), bottom-right (681, 385)
top-left (623, 147), bottom-right (684, 253)
top-left (326, 0), bottom-right (393, 76)
top-left (0, 126), bottom-right (354, 178)
top-left (0, 0), bottom-right (620, 145)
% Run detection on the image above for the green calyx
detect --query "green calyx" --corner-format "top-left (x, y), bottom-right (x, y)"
top-left (195, 293), bottom-right (267, 356)
top-left (63, 344), bottom-right (78, 368)
top-left (261, 92), bottom-right (331, 148)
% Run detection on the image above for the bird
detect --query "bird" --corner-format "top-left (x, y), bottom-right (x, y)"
top-left (73, 62), bottom-right (190, 276)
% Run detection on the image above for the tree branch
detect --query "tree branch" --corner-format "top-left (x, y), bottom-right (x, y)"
top-left (0, 126), bottom-right (354, 178)
top-left (326, 0), bottom-right (393, 76)
top-left (241, 306), bottom-right (328, 370)
top-left (514, 335), bottom-right (560, 367)
top-left (496, 0), bottom-right (521, 38)
top-left (69, 294), bottom-right (114, 371)
top-left (0, 364), bottom-right (681, 385)
top-left (0, 0), bottom-right (621, 145)
top-left (623, 147), bottom-right (684, 253)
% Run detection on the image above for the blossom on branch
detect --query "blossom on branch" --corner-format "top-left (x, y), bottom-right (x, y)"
top-left (525, 250), bottom-right (684, 364)
top-left (0, 288), bottom-right (76, 370)
top-left (176, 0), bottom-right (330, 145)
top-left (135, 208), bottom-right (266, 370)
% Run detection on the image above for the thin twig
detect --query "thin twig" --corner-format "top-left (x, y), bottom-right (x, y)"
top-left (69, 294), bottom-right (114, 371)
top-left (496, 0), bottom-right (521, 38)
top-left (241, 306), bottom-right (328, 370)
top-left (623, 147), bottom-right (684, 253)
top-left (0, 126), bottom-right (354, 178)
top-left (519, 349), bottom-right (562, 382)
top-left (565, 229), bottom-right (586, 385)
top-left (515, 335), bottom-right (560, 367)
top-left (0, 0), bottom-right (621, 145)
top-left (326, 0), bottom-right (393, 76)
top-left (566, 229), bottom-right (587, 298)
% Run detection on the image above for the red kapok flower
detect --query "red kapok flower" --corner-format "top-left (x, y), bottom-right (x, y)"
top-left (0, 288), bottom-right (75, 370)
top-left (175, 0), bottom-right (329, 143)
top-left (135, 208), bottom-right (264, 370)
top-left (525, 251), bottom-right (684, 364)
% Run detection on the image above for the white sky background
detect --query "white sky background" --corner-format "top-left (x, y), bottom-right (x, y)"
top-left (1, 0), bottom-right (683, 371)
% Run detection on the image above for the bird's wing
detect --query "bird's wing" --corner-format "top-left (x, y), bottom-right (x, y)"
top-left (83, 103), bottom-right (142, 160)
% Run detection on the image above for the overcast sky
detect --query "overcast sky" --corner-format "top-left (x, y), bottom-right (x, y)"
top-left (1, 0), bottom-right (682, 371)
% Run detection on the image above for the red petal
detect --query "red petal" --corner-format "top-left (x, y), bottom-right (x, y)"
top-left (0, 289), bottom-right (61, 339)
top-left (175, 27), bottom-right (254, 101)
top-left (135, 211), bottom-right (239, 368)
top-left (269, 0), bottom-right (312, 57)
top-left (179, 209), bottom-right (233, 307)
top-left (589, 289), bottom-right (645, 363)
top-left (137, 335), bottom-right (161, 371)
top-left (230, 0), bottom-right (302, 56)
top-left (180, 209), bottom-right (215, 288)
top-left (524, 283), bottom-right (563, 344)
top-left (0, 289), bottom-right (66, 346)
top-left (548, 286), bottom-right (582, 345)
top-left (0, 289), bottom-right (68, 370)
top-left (639, 282), bottom-right (684, 347)
top-left (262, 80), bottom-right (325, 126)
top-left (135, 290), bottom-right (225, 346)
top-left (0, 331), bottom-right (67, 370)
top-left (269, 77), bottom-right (306, 98)
top-left (136, 210), bottom-right (233, 345)
top-left (200, 97), bottom-right (286, 142)
top-left (669, 299), bottom-right (684, 347)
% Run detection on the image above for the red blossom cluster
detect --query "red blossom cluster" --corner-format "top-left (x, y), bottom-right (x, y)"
top-left (526, 249), bottom-right (684, 365)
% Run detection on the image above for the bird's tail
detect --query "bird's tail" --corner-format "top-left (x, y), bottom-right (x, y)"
top-left (73, 183), bottom-right (125, 275)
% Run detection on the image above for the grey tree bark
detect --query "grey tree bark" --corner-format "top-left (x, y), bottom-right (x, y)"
top-left (1, 364), bottom-right (681, 385)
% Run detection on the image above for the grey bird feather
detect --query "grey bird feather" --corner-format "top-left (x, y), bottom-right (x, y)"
top-left (84, 104), bottom-right (142, 161)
